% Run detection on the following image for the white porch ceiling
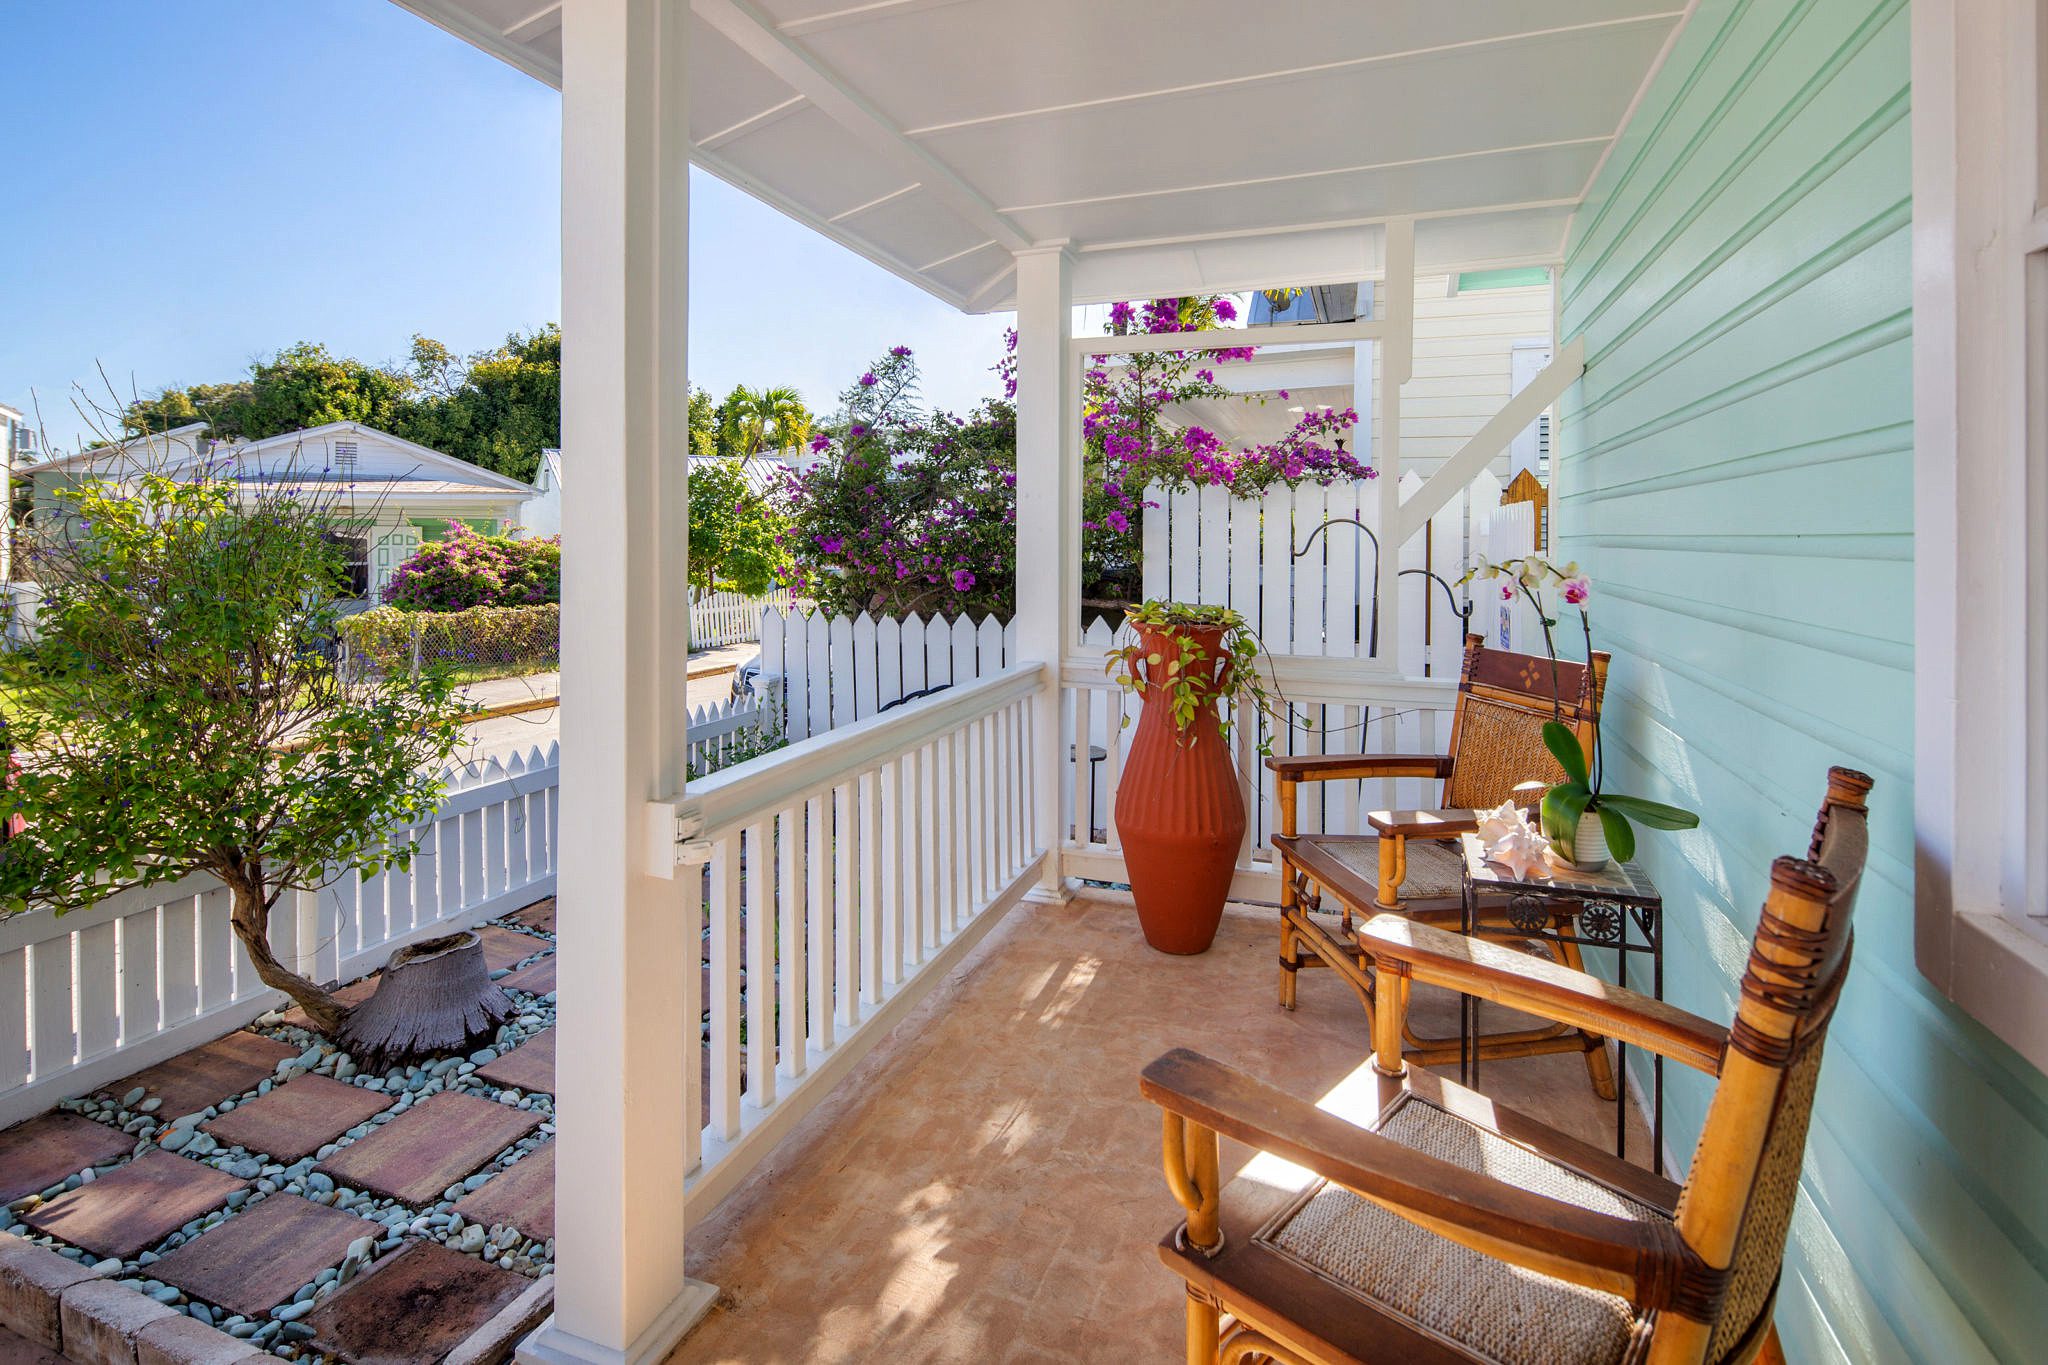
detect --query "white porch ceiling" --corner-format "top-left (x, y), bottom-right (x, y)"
top-left (393, 0), bottom-right (1691, 311)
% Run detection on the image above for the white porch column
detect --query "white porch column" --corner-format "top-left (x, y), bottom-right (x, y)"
top-left (522, 0), bottom-right (712, 1361)
top-left (1013, 245), bottom-right (1074, 897)
top-left (1374, 219), bottom-right (1414, 666)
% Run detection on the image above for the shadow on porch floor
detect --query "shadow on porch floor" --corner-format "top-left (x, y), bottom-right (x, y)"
top-left (676, 894), bottom-right (1653, 1363)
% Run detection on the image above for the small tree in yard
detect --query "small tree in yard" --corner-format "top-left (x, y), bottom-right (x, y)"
top-left (688, 456), bottom-right (789, 601)
top-left (0, 464), bottom-right (473, 1035)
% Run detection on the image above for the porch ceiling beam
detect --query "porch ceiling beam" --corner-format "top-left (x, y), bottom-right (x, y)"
top-left (502, 1), bottom-right (562, 41)
top-left (994, 139), bottom-right (1610, 217)
top-left (1393, 333), bottom-right (1586, 545)
top-left (689, 0), bottom-right (1032, 253)
top-left (1072, 318), bottom-right (1385, 357)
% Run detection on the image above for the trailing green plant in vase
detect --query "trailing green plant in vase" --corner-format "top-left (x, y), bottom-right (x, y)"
top-left (1461, 556), bottom-right (1699, 870)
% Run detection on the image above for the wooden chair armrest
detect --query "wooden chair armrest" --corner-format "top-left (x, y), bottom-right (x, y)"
top-left (1140, 1048), bottom-right (1684, 1302)
top-left (1360, 915), bottom-right (1728, 1076)
top-left (1265, 753), bottom-right (1451, 783)
top-left (1365, 808), bottom-right (1480, 839)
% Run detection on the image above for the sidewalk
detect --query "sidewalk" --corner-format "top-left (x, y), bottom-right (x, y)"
top-left (450, 641), bottom-right (762, 768)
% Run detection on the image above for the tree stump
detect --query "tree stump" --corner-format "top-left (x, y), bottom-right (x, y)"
top-left (337, 932), bottom-right (514, 1070)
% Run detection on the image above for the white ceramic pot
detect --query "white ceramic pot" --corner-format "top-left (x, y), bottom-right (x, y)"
top-left (1549, 809), bottom-right (1611, 871)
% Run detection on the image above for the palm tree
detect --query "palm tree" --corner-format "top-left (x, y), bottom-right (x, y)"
top-left (720, 385), bottom-right (813, 458)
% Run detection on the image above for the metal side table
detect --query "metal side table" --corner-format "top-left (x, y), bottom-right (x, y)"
top-left (1457, 832), bottom-right (1668, 1174)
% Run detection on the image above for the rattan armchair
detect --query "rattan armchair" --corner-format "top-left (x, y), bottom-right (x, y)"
top-left (1145, 767), bottom-right (1872, 1365)
top-left (1269, 634), bottom-right (1611, 1082)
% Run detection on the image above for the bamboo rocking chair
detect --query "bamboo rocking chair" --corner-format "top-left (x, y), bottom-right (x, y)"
top-left (1270, 633), bottom-right (1612, 1086)
top-left (1145, 767), bottom-right (1872, 1365)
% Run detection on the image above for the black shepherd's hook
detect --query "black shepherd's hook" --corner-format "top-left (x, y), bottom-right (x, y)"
top-left (1291, 516), bottom-right (1474, 658)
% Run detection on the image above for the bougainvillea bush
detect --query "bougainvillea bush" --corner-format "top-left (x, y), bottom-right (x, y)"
top-left (382, 522), bottom-right (561, 611)
top-left (778, 296), bottom-right (1376, 617)
top-left (774, 347), bottom-right (1018, 618)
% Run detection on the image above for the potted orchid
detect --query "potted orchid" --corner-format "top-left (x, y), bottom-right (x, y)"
top-left (1460, 556), bottom-right (1698, 870)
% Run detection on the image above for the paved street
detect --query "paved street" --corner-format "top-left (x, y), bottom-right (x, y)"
top-left (448, 642), bottom-right (760, 771)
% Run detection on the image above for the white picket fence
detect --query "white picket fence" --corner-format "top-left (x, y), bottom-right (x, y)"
top-left (682, 663), bottom-right (1048, 1211)
top-left (685, 684), bottom-right (779, 773)
top-left (0, 743), bottom-right (560, 1127)
top-left (691, 589), bottom-right (792, 648)
top-left (758, 609), bottom-right (1019, 741)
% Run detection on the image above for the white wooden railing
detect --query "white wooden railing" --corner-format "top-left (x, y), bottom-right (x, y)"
top-left (1057, 657), bottom-right (1460, 899)
top-left (680, 662), bottom-right (1049, 1213)
top-left (0, 743), bottom-right (560, 1128)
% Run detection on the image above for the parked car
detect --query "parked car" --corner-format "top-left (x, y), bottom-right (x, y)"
top-left (731, 654), bottom-right (761, 702)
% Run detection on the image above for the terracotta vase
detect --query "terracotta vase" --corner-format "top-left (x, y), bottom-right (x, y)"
top-left (1114, 623), bottom-right (1248, 955)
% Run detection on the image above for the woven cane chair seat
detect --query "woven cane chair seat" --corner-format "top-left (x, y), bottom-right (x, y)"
top-left (1258, 1098), bottom-right (1660, 1365)
top-left (1303, 835), bottom-right (1467, 902)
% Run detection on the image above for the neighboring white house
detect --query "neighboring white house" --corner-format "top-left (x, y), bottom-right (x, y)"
top-left (22, 420), bottom-right (558, 606)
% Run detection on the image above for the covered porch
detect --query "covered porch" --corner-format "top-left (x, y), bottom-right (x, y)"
top-left (384, 2), bottom-right (2031, 1363)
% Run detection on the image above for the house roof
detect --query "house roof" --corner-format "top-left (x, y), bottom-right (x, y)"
top-left (26, 421), bottom-right (539, 495)
top-left (390, 0), bottom-right (1692, 311)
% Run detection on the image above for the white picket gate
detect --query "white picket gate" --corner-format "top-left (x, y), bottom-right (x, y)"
top-left (0, 743), bottom-right (560, 1127)
top-left (1137, 468), bottom-right (1539, 667)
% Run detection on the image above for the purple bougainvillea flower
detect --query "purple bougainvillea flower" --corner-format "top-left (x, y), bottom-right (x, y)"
top-left (1561, 577), bottom-right (1591, 605)
top-left (849, 424), bottom-right (868, 438)
top-left (809, 432), bottom-right (832, 454)
top-left (1104, 510), bottom-right (1130, 533)
top-left (890, 345), bottom-right (912, 357)
top-left (1214, 298), bottom-right (1238, 322)
top-left (951, 568), bottom-right (976, 592)
top-left (860, 372), bottom-right (878, 386)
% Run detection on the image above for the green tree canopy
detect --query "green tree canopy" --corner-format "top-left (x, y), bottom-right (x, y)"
top-left (119, 327), bottom-right (564, 482)
top-left (688, 456), bottom-right (790, 600)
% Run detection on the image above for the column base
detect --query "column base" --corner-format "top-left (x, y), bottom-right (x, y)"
top-left (515, 1281), bottom-right (717, 1365)
top-left (1022, 877), bottom-right (1076, 907)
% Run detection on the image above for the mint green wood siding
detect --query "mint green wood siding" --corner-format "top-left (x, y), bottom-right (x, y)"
top-left (1556, 1), bottom-right (2048, 1360)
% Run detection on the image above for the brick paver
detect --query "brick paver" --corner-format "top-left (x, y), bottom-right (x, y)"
top-left (505, 899), bottom-right (555, 935)
top-left (149, 1194), bottom-right (380, 1320)
top-left (497, 955), bottom-right (555, 997)
top-left (475, 928), bottom-right (547, 975)
top-left (475, 1032), bottom-right (553, 1095)
top-left (314, 1093), bottom-right (539, 1207)
top-left (97, 1035), bottom-right (295, 1123)
top-left (0, 1324), bottom-right (68, 1363)
top-left (449, 1143), bottom-right (553, 1241)
top-left (301, 1242), bottom-right (530, 1365)
top-left (22, 1153), bottom-right (245, 1260)
top-left (200, 1076), bottom-right (392, 1164)
top-left (0, 1115), bottom-right (134, 1205)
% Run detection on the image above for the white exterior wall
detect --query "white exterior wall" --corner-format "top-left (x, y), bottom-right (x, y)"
top-left (1375, 275), bottom-right (1553, 476)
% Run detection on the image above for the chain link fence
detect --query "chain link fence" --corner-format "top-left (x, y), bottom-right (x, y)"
top-left (337, 604), bottom-right (559, 684)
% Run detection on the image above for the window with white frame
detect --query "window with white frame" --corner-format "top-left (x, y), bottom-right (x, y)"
top-left (1912, 0), bottom-right (2048, 1071)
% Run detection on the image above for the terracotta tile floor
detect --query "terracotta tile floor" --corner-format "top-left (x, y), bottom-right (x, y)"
top-left (676, 894), bottom-right (1652, 1364)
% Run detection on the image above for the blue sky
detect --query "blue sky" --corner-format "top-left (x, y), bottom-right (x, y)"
top-left (3, 0), bottom-right (1014, 455)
